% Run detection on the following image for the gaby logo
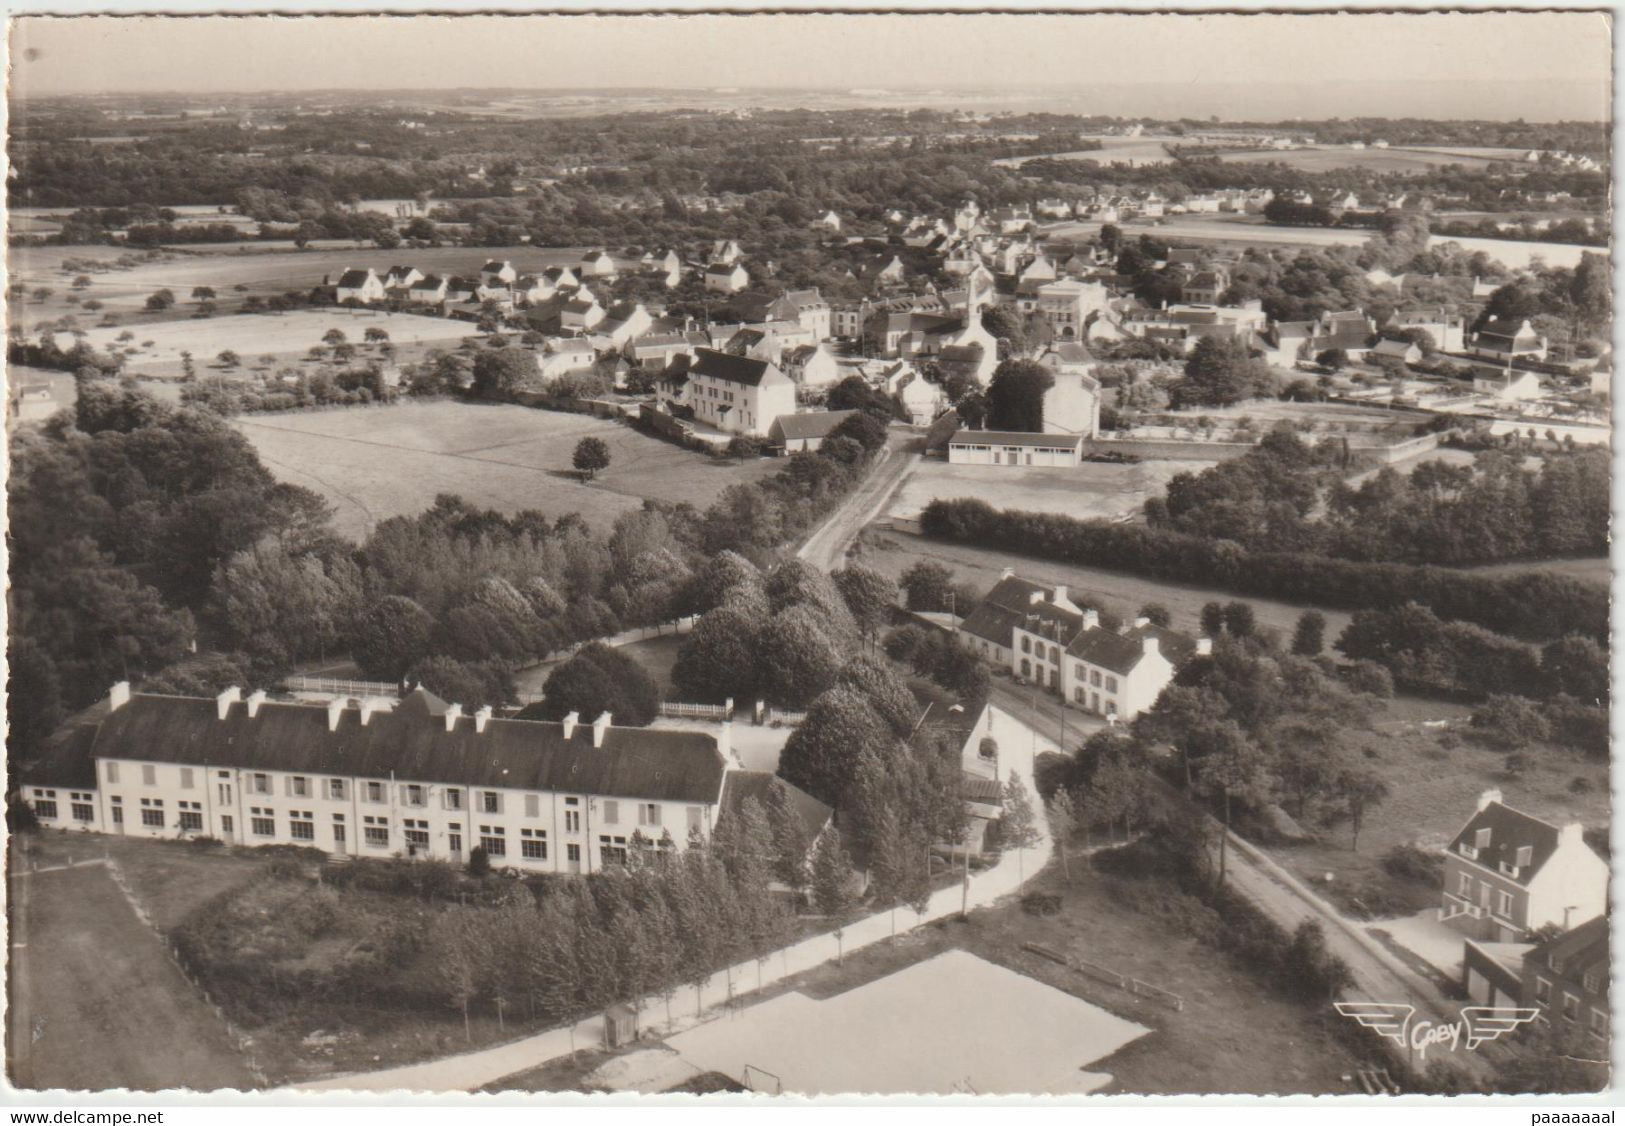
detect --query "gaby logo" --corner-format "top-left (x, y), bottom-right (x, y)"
top-left (1334, 1001), bottom-right (1541, 1061)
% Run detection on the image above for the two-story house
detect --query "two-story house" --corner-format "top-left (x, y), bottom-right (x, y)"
top-left (20, 684), bottom-right (745, 875)
top-left (687, 348), bottom-right (796, 437)
top-left (1522, 915), bottom-right (1609, 1045)
top-left (1440, 789), bottom-right (1608, 942)
top-left (705, 262), bottom-right (750, 294)
top-left (335, 268), bottom-right (386, 305)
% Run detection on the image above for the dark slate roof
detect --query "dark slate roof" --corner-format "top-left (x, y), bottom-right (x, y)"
top-left (482, 260), bottom-right (511, 272)
top-left (706, 262), bottom-right (744, 275)
top-left (1044, 341), bottom-right (1095, 366)
top-left (23, 725), bottom-right (100, 790)
top-left (958, 575), bottom-right (1051, 648)
top-left (410, 274), bottom-right (445, 290)
top-left (1126, 621), bottom-right (1197, 664)
top-left (962, 774), bottom-right (1004, 804)
top-left (1066, 627), bottom-right (1150, 675)
top-left (1447, 800), bottom-right (1561, 886)
top-left (690, 348), bottom-right (778, 387)
top-left (1372, 338), bottom-right (1418, 358)
top-left (770, 409), bottom-right (857, 442)
top-left (1524, 915), bottom-right (1609, 992)
top-left (336, 269), bottom-right (373, 288)
top-left (1476, 317), bottom-right (1537, 340)
top-left (948, 428), bottom-right (1082, 449)
top-left (717, 771), bottom-right (832, 844)
top-left (88, 695), bottom-right (727, 805)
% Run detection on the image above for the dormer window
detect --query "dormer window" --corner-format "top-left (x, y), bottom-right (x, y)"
top-left (1515, 845), bottom-right (1533, 867)
top-left (1475, 827), bottom-right (1492, 849)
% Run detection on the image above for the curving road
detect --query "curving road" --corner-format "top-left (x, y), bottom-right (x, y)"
top-left (795, 429), bottom-right (922, 572)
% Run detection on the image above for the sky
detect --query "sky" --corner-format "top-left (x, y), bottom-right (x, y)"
top-left (9, 10), bottom-right (1614, 121)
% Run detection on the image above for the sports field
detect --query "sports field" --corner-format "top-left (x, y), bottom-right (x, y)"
top-left (664, 948), bottom-right (1148, 1095)
top-left (7, 860), bottom-right (254, 1091)
top-left (234, 400), bottom-right (781, 539)
top-left (886, 458), bottom-right (1206, 524)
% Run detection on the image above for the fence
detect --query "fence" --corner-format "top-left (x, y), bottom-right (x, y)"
top-left (1021, 942), bottom-right (1184, 1012)
top-left (658, 700), bottom-right (735, 721)
top-left (284, 675), bottom-right (398, 698)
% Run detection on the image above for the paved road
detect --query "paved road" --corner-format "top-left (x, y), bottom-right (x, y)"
top-left (796, 432), bottom-right (921, 571)
top-left (988, 679), bottom-right (1495, 1087)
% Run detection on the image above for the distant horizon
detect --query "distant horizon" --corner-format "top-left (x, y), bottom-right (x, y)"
top-left (11, 12), bottom-right (1610, 122)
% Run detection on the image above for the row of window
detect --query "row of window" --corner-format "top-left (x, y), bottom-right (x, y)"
top-left (1455, 873), bottom-right (1516, 919)
top-left (1533, 977), bottom-right (1609, 1036)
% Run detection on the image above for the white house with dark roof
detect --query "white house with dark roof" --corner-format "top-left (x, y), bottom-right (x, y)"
top-left (767, 409), bottom-right (857, 453)
top-left (957, 573), bottom-right (1205, 719)
top-left (335, 268), bottom-right (386, 305)
top-left (1440, 789), bottom-right (1607, 942)
top-left (536, 337), bottom-right (598, 381)
top-left (705, 262), bottom-right (750, 294)
top-left (19, 683), bottom-right (746, 875)
top-left (688, 348), bottom-right (796, 436)
top-left (1469, 317), bottom-right (1548, 363)
top-left (480, 260), bottom-right (518, 287)
top-left (579, 249), bottom-right (618, 278)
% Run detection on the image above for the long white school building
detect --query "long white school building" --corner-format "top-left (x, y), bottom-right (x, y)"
top-left (20, 683), bottom-right (822, 875)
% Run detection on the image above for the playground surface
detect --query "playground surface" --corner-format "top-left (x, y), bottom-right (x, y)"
top-left (663, 948), bottom-right (1149, 1095)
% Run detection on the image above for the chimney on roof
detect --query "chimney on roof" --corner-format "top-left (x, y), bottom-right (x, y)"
top-left (444, 703), bottom-right (463, 732)
top-left (1141, 635), bottom-right (1161, 659)
top-left (474, 705), bottom-right (492, 734)
top-left (1478, 788), bottom-right (1503, 812)
top-left (1197, 637), bottom-right (1213, 656)
top-left (1081, 609), bottom-right (1099, 631)
top-left (592, 711), bottom-right (612, 748)
top-left (246, 689), bottom-right (267, 718)
top-left (1000, 567), bottom-right (1014, 581)
top-left (1560, 821), bottom-right (1586, 846)
top-left (216, 685), bottom-right (241, 720)
top-left (327, 698), bottom-right (346, 732)
top-left (359, 697), bottom-right (386, 726)
top-left (1029, 590), bottom-right (1045, 606)
top-left (562, 710), bottom-right (580, 739)
top-left (1134, 615), bottom-right (1151, 629)
top-left (109, 681), bottom-right (131, 711)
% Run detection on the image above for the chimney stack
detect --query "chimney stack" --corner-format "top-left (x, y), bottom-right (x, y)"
top-left (1560, 821), bottom-right (1586, 846)
top-left (327, 698), bottom-right (346, 732)
top-left (216, 685), bottom-right (241, 721)
top-left (474, 705), bottom-right (492, 734)
top-left (444, 703), bottom-right (463, 732)
top-left (1141, 635), bottom-right (1161, 659)
top-left (717, 721), bottom-right (734, 764)
top-left (562, 710), bottom-right (580, 739)
top-left (358, 697), bottom-right (384, 726)
top-left (592, 711), bottom-right (612, 748)
top-left (109, 681), bottom-right (132, 711)
top-left (1000, 567), bottom-right (1014, 581)
top-left (1081, 609), bottom-right (1099, 631)
top-left (1134, 615), bottom-right (1150, 629)
top-left (1477, 788), bottom-right (1503, 812)
top-left (1196, 637), bottom-right (1213, 656)
top-left (245, 689), bottom-right (267, 718)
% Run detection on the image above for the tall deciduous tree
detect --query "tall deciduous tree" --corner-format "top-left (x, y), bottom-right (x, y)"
top-left (985, 359), bottom-right (1055, 432)
top-left (573, 436), bottom-right (611, 480)
top-left (1000, 772), bottom-right (1043, 881)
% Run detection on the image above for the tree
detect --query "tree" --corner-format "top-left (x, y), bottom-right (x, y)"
top-left (1046, 788), bottom-right (1078, 882)
top-left (191, 286), bottom-right (216, 302)
top-left (985, 359), bottom-right (1055, 432)
top-left (1138, 602), bottom-right (1172, 628)
top-left (1291, 611), bottom-right (1326, 656)
top-left (352, 594), bottom-right (435, 680)
top-left (1332, 766), bottom-right (1390, 851)
top-left (832, 564), bottom-right (895, 642)
top-left (981, 305), bottom-right (1029, 356)
top-left (1000, 772), bottom-right (1042, 882)
top-left (1191, 720), bottom-right (1271, 885)
top-left (1179, 336), bottom-right (1273, 407)
top-left (764, 779), bottom-right (812, 894)
top-left (1200, 601), bottom-right (1226, 638)
top-left (533, 641), bottom-right (659, 726)
top-left (573, 436), bottom-right (611, 480)
top-left (900, 561), bottom-right (956, 613)
top-left (471, 347), bottom-right (534, 400)
top-left (430, 908), bottom-right (480, 1041)
top-left (672, 605), bottom-right (761, 703)
top-left (1222, 601), bottom-right (1256, 638)
top-left (144, 288), bottom-right (175, 311)
top-left (779, 687), bottom-right (893, 810)
top-left (71, 275), bottom-right (92, 290)
top-left (834, 652), bottom-right (917, 735)
top-left (364, 327), bottom-right (390, 344)
top-left (1316, 347), bottom-right (1349, 371)
top-left (755, 604), bottom-right (847, 708)
top-left (810, 827), bottom-right (859, 961)
top-left (217, 350), bottom-right (240, 368)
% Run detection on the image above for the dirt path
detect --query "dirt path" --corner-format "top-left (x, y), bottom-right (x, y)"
top-left (796, 432), bottom-right (922, 571)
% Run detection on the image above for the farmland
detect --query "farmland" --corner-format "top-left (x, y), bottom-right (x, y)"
top-left (234, 400), bottom-right (781, 539)
top-left (886, 458), bottom-right (1208, 524)
top-left (1217, 145), bottom-right (1507, 173)
top-left (996, 135), bottom-right (1177, 168)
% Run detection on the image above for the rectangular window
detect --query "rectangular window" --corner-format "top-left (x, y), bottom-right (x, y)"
top-left (1535, 977), bottom-right (1552, 1004)
top-left (443, 788), bottom-right (463, 811)
top-left (603, 800), bottom-right (619, 825)
top-left (521, 837), bottom-right (546, 860)
top-left (403, 784), bottom-right (425, 807)
top-left (289, 776), bottom-right (310, 798)
top-left (403, 819), bottom-right (430, 850)
top-left (363, 817), bottom-right (389, 848)
top-left (180, 768), bottom-right (195, 790)
top-left (1475, 827), bottom-right (1492, 849)
top-left (1105, 676), bottom-right (1118, 693)
top-left (482, 791), bottom-right (501, 814)
top-left (218, 781), bottom-right (233, 805)
top-left (362, 781), bottom-right (381, 803)
top-left (221, 814), bottom-right (233, 835)
top-left (141, 808), bottom-right (165, 828)
top-left (1090, 670), bottom-right (1102, 687)
top-left (567, 843), bottom-right (581, 862)
top-left (289, 814), bottom-right (315, 841)
top-left (565, 810), bottom-right (581, 833)
top-left (640, 803), bottom-right (661, 827)
top-left (327, 778), bottom-right (347, 801)
top-left (599, 835), bottom-right (628, 866)
top-left (34, 799), bottom-right (58, 820)
top-left (179, 808), bottom-right (203, 832)
top-left (142, 764), bottom-right (157, 786)
top-left (1496, 890), bottom-right (1513, 918)
top-left (111, 805), bottom-right (124, 825)
top-left (481, 830), bottom-right (507, 857)
top-left (72, 801), bottom-right (95, 822)
top-left (252, 773), bottom-right (271, 795)
top-left (525, 793), bottom-right (540, 818)
top-left (687, 806), bottom-right (703, 834)
top-left (106, 762), bottom-right (120, 784)
top-left (252, 815), bottom-right (275, 836)
top-left (1563, 994), bottom-right (1580, 1023)
top-left (1457, 872), bottom-right (1473, 897)
top-left (1591, 1008), bottom-right (1608, 1035)
top-left (332, 821), bottom-right (345, 846)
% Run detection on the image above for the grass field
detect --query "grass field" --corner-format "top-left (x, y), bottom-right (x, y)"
top-left (235, 400), bottom-right (781, 539)
top-left (887, 458), bottom-right (1207, 523)
top-left (7, 849), bottom-right (255, 1091)
top-left (51, 308), bottom-right (476, 378)
top-left (1263, 694), bottom-right (1611, 921)
top-left (854, 527), bottom-right (1352, 643)
top-left (997, 136), bottom-right (1176, 168)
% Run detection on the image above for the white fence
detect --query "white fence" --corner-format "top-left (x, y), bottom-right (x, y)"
top-left (284, 675), bottom-right (398, 698)
top-left (659, 699), bottom-right (735, 721)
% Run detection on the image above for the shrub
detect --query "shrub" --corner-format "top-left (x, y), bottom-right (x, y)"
top-left (1382, 843), bottom-right (1444, 885)
top-left (1470, 695), bottom-right (1552, 749)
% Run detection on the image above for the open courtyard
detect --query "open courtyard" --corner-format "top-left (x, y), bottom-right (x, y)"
top-left (235, 400), bottom-right (780, 538)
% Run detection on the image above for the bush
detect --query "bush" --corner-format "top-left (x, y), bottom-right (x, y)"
top-left (1470, 695), bottom-right (1552, 749)
top-left (1383, 843), bottom-right (1444, 885)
